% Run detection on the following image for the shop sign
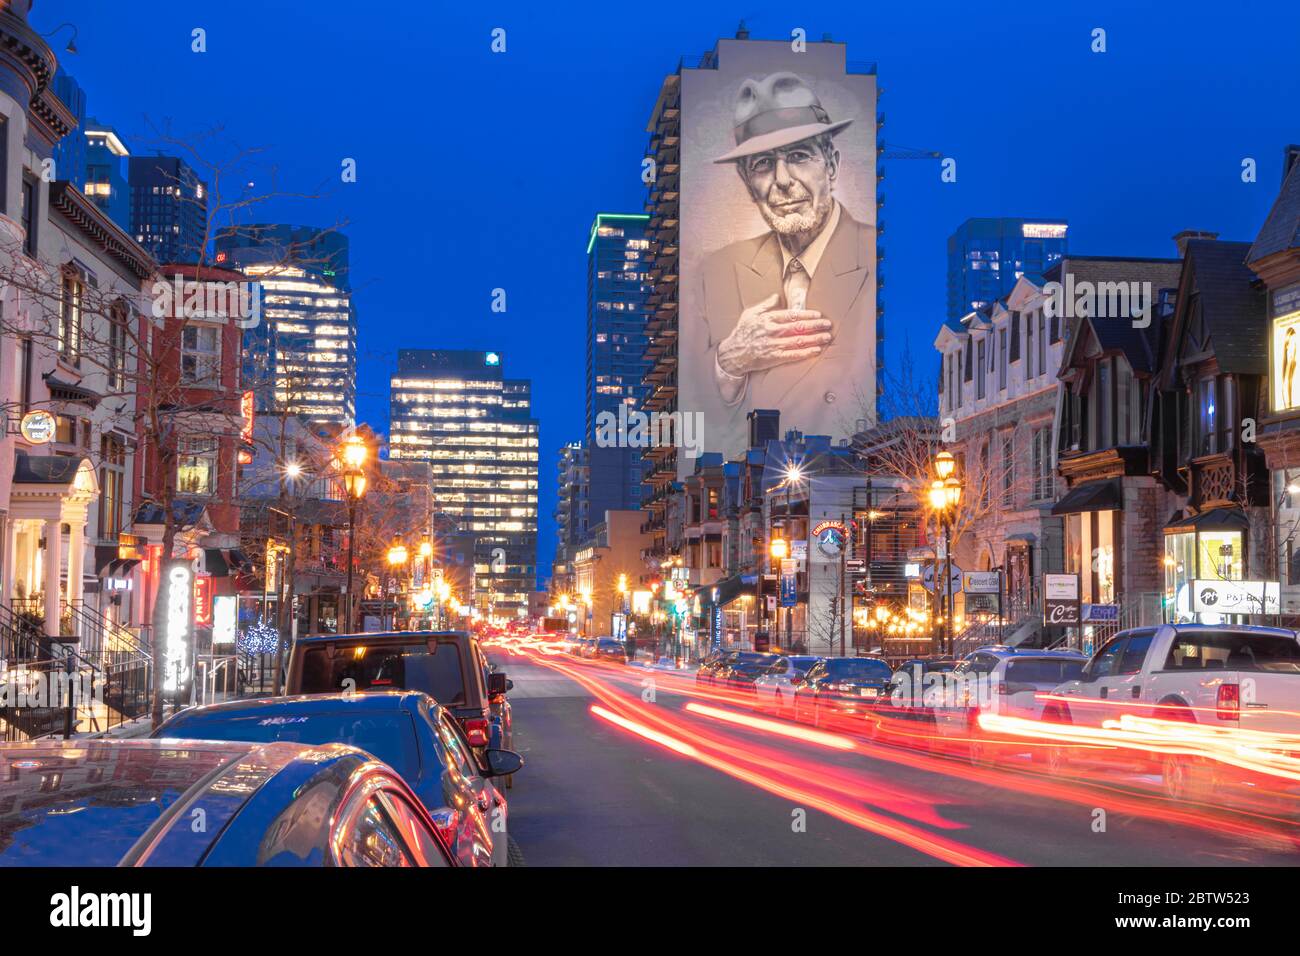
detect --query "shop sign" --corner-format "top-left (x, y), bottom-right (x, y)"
top-left (1043, 573), bottom-right (1080, 626)
top-left (963, 571), bottom-right (1000, 594)
top-left (1191, 579), bottom-right (1280, 616)
top-left (19, 410), bottom-right (56, 444)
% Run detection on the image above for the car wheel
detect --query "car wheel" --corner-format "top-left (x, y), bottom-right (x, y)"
top-left (506, 834), bottom-right (526, 867)
top-left (1164, 749), bottom-right (1211, 806)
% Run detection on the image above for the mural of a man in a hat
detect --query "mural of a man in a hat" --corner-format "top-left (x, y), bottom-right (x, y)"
top-left (690, 71), bottom-right (874, 432)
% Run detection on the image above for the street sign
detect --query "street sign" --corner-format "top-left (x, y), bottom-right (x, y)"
top-left (921, 563), bottom-right (963, 594)
top-left (845, 559), bottom-right (866, 573)
top-left (963, 571), bottom-right (1000, 594)
top-left (779, 559), bottom-right (798, 608)
top-left (1043, 573), bottom-right (1080, 626)
top-left (1191, 579), bottom-right (1280, 616)
top-left (1082, 603), bottom-right (1119, 622)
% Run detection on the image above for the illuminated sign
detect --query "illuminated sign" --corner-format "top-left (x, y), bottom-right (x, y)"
top-left (213, 595), bottom-right (237, 645)
top-left (1022, 223), bottom-right (1068, 239)
top-left (19, 410), bottom-right (56, 444)
top-left (1272, 307), bottom-right (1300, 413)
top-left (485, 352), bottom-right (500, 366)
top-left (164, 562), bottom-right (193, 692)
top-left (193, 574), bottom-right (213, 627)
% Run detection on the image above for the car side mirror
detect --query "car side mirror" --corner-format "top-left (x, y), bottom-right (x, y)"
top-left (481, 748), bottom-right (524, 778)
top-left (487, 672), bottom-right (509, 697)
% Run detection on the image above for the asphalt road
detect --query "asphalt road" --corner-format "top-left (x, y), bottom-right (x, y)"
top-left (491, 650), bottom-right (1300, 867)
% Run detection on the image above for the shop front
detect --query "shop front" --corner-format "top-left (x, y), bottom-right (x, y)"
top-left (1163, 508), bottom-right (1247, 623)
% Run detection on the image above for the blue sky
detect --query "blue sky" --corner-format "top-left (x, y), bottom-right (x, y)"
top-left (37, 0), bottom-right (1300, 578)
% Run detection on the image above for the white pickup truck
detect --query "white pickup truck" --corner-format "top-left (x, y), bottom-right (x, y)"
top-left (1038, 624), bottom-right (1300, 799)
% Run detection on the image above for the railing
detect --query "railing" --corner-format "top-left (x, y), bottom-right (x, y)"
top-left (0, 602), bottom-right (152, 740)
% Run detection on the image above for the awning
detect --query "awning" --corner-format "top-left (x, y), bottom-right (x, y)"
top-left (704, 573), bottom-right (758, 607)
top-left (94, 545), bottom-right (141, 578)
top-left (204, 548), bottom-right (255, 578)
top-left (1164, 507), bottom-right (1249, 534)
top-left (1051, 478), bottom-right (1123, 516)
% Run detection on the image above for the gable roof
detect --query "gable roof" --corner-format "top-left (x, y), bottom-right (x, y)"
top-left (1247, 154), bottom-right (1300, 266)
top-left (1182, 239), bottom-right (1268, 375)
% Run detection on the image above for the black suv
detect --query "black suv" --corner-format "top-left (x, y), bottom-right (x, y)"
top-left (286, 631), bottom-right (513, 757)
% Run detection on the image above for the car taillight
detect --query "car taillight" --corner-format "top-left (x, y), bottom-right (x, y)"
top-left (996, 682), bottom-right (1010, 695)
top-left (464, 717), bottom-right (490, 747)
top-left (1217, 683), bottom-right (1240, 721)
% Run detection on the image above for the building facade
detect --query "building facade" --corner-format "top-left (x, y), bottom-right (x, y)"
top-left (216, 224), bottom-right (356, 426)
top-left (934, 274), bottom-right (1066, 621)
top-left (81, 119), bottom-right (130, 230)
top-left (586, 213), bottom-right (651, 519)
top-left (1054, 255), bottom-right (1183, 623)
top-left (129, 155), bottom-right (207, 265)
top-left (388, 349), bottom-right (539, 620)
top-left (946, 217), bottom-right (1068, 324)
top-left (1249, 146), bottom-right (1300, 620)
top-left (0, 1), bottom-right (152, 656)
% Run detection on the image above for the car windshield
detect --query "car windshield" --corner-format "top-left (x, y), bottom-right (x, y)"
top-left (160, 710), bottom-right (421, 780)
top-left (1005, 658), bottom-right (1085, 684)
top-left (825, 659), bottom-right (892, 680)
top-left (1164, 631), bottom-right (1300, 673)
top-left (299, 642), bottom-right (468, 706)
top-left (598, 639), bottom-right (622, 649)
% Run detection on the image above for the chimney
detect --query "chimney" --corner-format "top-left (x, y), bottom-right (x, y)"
top-left (1173, 229), bottom-right (1219, 257)
top-left (748, 409), bottom-right (779, 449)
top-left (735, 20), bottom-right (749, 39)
top-left (1284, 144), bottom-right (1300, 183)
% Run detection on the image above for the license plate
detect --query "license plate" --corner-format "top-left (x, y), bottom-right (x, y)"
top-left (859, 688), bottom-right (878, 699)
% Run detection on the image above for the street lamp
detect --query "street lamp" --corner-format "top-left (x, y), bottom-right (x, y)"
top-left (929, 452), bottom-right (963, 656)
top-left (342, 467), bottom-right (367, 633)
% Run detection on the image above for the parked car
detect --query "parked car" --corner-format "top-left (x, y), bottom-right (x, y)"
top-left (696, 650), bottom-right (768, 685)
top-left (792, 657), bottom-right (894, 726)
top-left (1039, 624), bottom-right (1300, 799)
top-left (0, 738), bottom-right (455, 866)
top-left (717, 653), bottom-right (786, 694)
top-left (594, 637), bottom-right (628, 663)
top-left (286, 630), bottom-right (509, 757)
top-left (154, 691), bottom-right (523, 866)
top-left (753, 655), bottom-right (820, 716)
top-left (929, 649), bottom-right (1086, 764)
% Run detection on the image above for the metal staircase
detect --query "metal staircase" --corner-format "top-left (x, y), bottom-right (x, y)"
top-left (0, 602), bottom-right (152, 741)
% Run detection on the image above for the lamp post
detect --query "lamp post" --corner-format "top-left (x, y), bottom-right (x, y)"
top-left (342, 468), bottom-right (367, 632)
top-left (340, 435), bottom-right (368, 633)
top-left (770, 534), bottom-right (789, 650)
top-left (386, 537), bottom-right (410, 630)
top-left (929, 451), bottom-right (962, 656)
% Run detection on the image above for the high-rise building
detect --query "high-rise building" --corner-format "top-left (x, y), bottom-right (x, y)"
top-left (640, 30), bottom-right (881, 568)
top-left (946, 217), bottom-right (1068, 323)
top-left (216, 225), bottom-right (357, 426)
top-left (586, 213), bottom-right (652, 517)
top-left (82, 119), bottom-right (130, 229)
top-left (129, 155), bottom-right (209, 264)
top-left (389, 350), bottom-right (540, 619)
top-left (49, 68), bottom-right (85, 187)
top-left (555, 441), bottom-right (589, 551)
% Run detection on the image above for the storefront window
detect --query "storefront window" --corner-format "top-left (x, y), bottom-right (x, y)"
top-left (1164, 532), bottom-right (1196, 623)
top-left (1198, 530), bottom-right (1242, 580)
top-left (1165, 529), bottom-right (1242, 623)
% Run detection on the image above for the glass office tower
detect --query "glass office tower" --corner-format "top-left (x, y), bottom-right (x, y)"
top-left (586, 213), bottom-right (652, 516)
top-left (130, 155), bottom-right (209, 264)
top-left (389, 350), bottom-right (540, 620)
top-left (946, 218), bottom-right (1069, 322)
top-left (216, 225), bottom-right (357, 426)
